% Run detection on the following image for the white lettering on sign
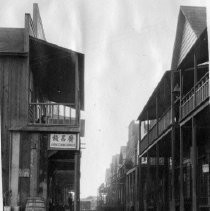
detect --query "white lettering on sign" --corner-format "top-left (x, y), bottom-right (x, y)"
top-left (49, 134), bottom-right (77, 149)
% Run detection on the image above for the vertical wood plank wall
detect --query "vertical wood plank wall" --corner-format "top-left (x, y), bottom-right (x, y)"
top-left (0, 51), bottom-right (29, 196)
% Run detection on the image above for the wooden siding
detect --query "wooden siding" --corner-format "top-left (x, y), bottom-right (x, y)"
top-left (0, 56), bottom-right (29, 194)
top-left (178, 19), bottom-right (197, 66)
top-left (0, 57), bottom-right (29, 128)
top-left (0, 28), bottom-right (24, 53)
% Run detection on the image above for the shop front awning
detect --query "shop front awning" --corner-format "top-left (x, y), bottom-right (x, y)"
top-left (29, 37), bottom-right (84, 110)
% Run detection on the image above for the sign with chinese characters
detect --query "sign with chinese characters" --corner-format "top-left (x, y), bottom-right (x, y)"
top-left (49, 134), bottom-right (78, 150)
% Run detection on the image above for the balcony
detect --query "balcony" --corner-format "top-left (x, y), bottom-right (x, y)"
top-left (140, 107), bottom-right (172, 155)
top-left (180, 72), bottom-right (209, 120)
top-left (28, 103), bottom-right (79, 126)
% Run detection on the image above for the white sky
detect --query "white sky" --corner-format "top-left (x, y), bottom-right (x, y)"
top-left (0, 0), bottom-right (208, 198)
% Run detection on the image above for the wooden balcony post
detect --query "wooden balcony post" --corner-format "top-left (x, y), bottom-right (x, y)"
top-left (156, 96), bottom-right (159, 136)
top-left (194, 53), bottom-right (197, 107)
top-left (180, 126), bottom-right (184, 211)
top-left (156, 144), bottom-right (160, 211)
top-left (192, 117), bottom-right (198, 211)
top-left (75, 53), bottom-right (80, 126)
top-left (170, 70), bottom-right (176, 211)
top-left (138, 157), bottom-right (143, 211)
top-left (30, 133), bottom-right (40, 197)
top-left (179, 69), bottom-right (183, 120)
top-left (74, 151), bottom-right (80, 211)
top-left (139, 120), bottom-right (141, 155)
top-left (179, 68), bottom-right (184, 211)
top-left (147, 111), bottom-right (149, 145)
top-left (0, 93), bottom-right (2, 210)
top-left (146, 152), bottom-right (150, 211)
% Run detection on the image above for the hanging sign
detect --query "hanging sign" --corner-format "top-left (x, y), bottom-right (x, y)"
top-left (48, 134), bottom-right (78, 150)
top-left (202, 164), bottom-right (209, 173)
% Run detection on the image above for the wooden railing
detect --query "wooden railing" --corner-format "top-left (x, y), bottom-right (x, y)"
top-left (149, 124), bottom-right (157, 144)
top-left (158, 107), bottom-right (172, 135)
top-left (139, 107), bottom-right (172, 155)
top-left (180, 73), bottom-right (209, 120)
top-left (28, 103), bottom-right (79, 126)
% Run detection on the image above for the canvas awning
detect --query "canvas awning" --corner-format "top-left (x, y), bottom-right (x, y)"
top-left (29, 36), bottom-right (84, 110)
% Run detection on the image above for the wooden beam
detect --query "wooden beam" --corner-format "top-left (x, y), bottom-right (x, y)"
top-left (171, 71), bottom-right (176, 211)
top-left (30, 133), bottom-right (40, 197)
top-left (156, 96), bottom-right (159, 136)
top-left (10, 133), bottom-right (20, 207)
top-left (10, 125), bottom-right (80, 133)
top-left (156, 144), bottom-right (160, 211)
top-left (179, 69), bottom-right (184, 211)
top-left (74, 152), bottom-right (80, 211)
top-left (146, 152), bottom-right (150, 211)
top-left (51, 159), bottom-right (75, 163)
top-left (192, 117), bottom-right (198, 211)
top-left (180, 126), bottom-right (184, 211)
top-left (0, 56), bottom-right (2, 210)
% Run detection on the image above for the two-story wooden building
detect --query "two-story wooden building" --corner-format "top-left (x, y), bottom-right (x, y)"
top-left (138, 6), bottom-right (208, 211)
top-left (0, 4), bottom-right (84, 211)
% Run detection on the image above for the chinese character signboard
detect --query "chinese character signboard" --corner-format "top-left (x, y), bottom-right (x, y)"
top-left (48, 134), bottom-right (78, 150)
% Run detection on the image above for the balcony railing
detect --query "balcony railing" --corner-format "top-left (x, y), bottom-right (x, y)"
top-left (140, 107), bottom-right (172, 155)
top-left (180, 73), bottom-right (209, 120)
top-left (28, 103), bottom-right (79, 126)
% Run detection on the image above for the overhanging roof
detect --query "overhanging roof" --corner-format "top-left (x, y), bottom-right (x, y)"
top-left (137, 71), bottom-right (171, 121)
top-left (29, 36), bottom-right (84, 110)
top-left (171, 6), bottom-right (207, 70)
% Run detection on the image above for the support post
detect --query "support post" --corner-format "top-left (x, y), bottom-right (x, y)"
top-left (10, 132), bottom-right (20, 206)
top-left (156, 96), bottom-right (159, 136)
top-left (0, 71), bottom-right (3, 210)
top-left (171, 71), bottom-right (176, 211)
top-left (193, 53), bottom-right (197, 107)
top-left (192, 117), bottom-right (198, 211)
top-left (74, 151), bottom-right (80, 211)
top-left (156, 144), bottom-right (160, 211)
top-left (179, 69), bottom-right (184, 211)
top-left (180, 126), bottom-right (184, 211)
top-left (147, 111), bottom-right (149, 145)
top-left (139, 157), bottom-right (143, 211)
top-left (145, 152), bottom-right (150, 211)
top-left (30, 133), bottom-right (40, 197)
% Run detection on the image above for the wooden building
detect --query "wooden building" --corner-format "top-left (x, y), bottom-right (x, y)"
top-left (0, 4), bottom-right (84, 210)
top-left (138, 6), bottom-right (208, 211)
top-left (98, 5), bottom-right (209, 211)
top-left (97, 121), bottom-right (139, 211)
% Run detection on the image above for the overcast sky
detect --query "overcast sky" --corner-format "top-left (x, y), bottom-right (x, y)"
top-left (0, 0), bottom-right (208, 198)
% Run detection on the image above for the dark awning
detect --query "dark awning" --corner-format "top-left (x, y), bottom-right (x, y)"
top-left (29, 36), bottom-right (84, 110)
